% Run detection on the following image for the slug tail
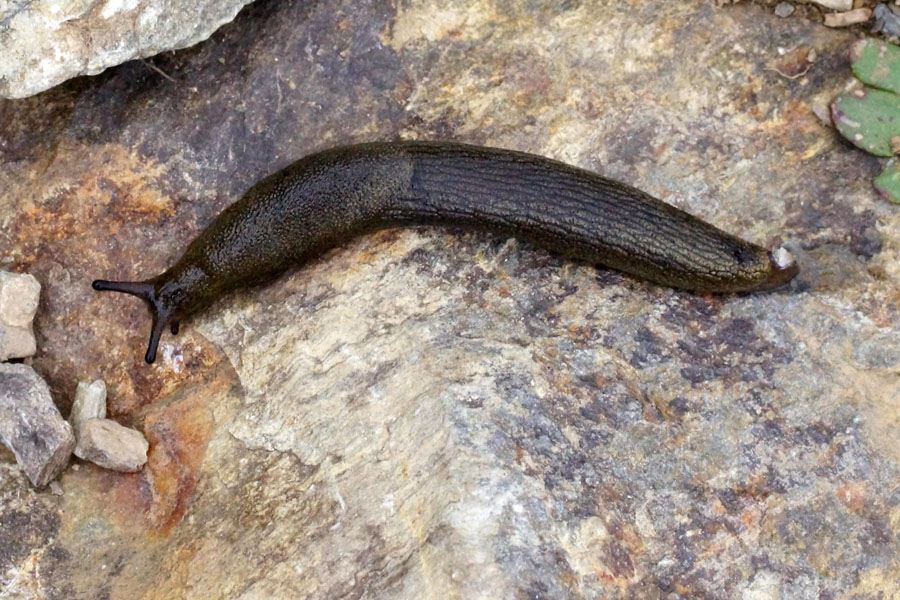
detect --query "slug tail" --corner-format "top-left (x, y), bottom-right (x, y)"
top-left (752, 246), bottom-right (800, 292)
top-left (92, 279), bottom-right (172, 364)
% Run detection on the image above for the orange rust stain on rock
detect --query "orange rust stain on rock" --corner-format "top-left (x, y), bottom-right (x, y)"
top-left (355, 228), bottom-right (404, 263)
top-left (106, 468), bottom-right (155, 524)
top-left (142, 377), bottom-right (226, 533)
top-left (756, 98), bottom-right (827, 162)
top-left (837, 480), bottom-right (868, 514)
top-left (741, 507), bottom-right (760, 528)
top-left (0, 141), bottom-right (193, 421)
top-left (104, 332), bottom-right (224, 417)
top-left (781, 99), bottom-right (821, 136)
top-left (9, 142), bottom-right (172, 267)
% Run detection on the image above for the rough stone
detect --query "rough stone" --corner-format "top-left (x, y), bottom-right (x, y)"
top-left (775, 2), bottom-right (795, 18)
top-left (0, 0), bottom-right (899, 597)
top-left (69, 379), bottom-right (107, 433)
top-left (874, 4), bottom-right (900, 38)
top-left (823, 7), bottom-right (873, 26)
top-left (0, 364), bottom-right (74, 487)
top-left (809, 0), bottom-right (852, 10)
top-left (74, 418), bottom-right (149, 472)
top-left (0, 271), bottom-right (40, 360)
top-left (0, 0), bottom-right (256, 99)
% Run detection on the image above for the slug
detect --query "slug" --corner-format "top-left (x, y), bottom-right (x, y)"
top-left (93, 141), bottom-right (799, 364)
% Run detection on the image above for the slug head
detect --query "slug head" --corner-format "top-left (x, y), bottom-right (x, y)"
top-left (92, 264), bottom-right (211, 363)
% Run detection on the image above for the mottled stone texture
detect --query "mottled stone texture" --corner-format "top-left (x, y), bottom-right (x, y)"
top-left (0, 0), bottom-right (255, 99)
top-left (0, 270), bottom-right (40, 360)
top-left (74, 418), bottom-right (148, 472)
top-left (0, 364), bottom-right (74, 488)
top-left (69, 379), bottom-right (108, 433)
top-left (1, 0), bottom-right (899, 598)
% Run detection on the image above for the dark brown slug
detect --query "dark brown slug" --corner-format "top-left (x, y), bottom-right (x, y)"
top-left (93, 141), bottom-right (799, 363)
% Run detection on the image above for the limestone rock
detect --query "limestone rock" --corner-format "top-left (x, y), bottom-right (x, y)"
top-left (69, 380), bottom-right (107, 433)
top-left (0, 271), bottom-right (40, 360)
top-left (775, 2), bottom-right (795, 17)
top-left (809, 0), bottom-right (852, 10)
top-left (0, 364), bottom-right (74, 488)
top-left (0, 0), bottom-right (256, 99)
top-left (823, 7), bottom-right (873, 26)
top-left (74, 419), bottom-right (148, 473)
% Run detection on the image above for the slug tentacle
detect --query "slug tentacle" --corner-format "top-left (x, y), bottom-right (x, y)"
top-left (93, 141), bottom-right (800, 364)
top-left (91, 280), bottom-right (155, 299)
top-left (92, 279), bottom-right (175, 363)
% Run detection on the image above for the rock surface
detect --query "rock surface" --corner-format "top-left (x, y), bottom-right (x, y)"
top-left (0, 364), bottom-right (74, 487)
top-left (809, 0), bottom-right (852, 10)
top-left (69, 379), bottom-right (108, 432)
top-left (74, 418), bottom-right (148, 472)
top-left (775, 2), bottom-right (796, 18)
top-left (0, 0), bottom-right (255, 99)
top-left (0, 0), bottom-right (899, 598)
top-left (0, 271), bottom-right (40, 360)
top-left (874, 3), bottom-right (900, 37)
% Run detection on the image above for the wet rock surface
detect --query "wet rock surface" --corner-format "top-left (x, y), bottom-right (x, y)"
top-left (0, 0), bottom-right (898, 598)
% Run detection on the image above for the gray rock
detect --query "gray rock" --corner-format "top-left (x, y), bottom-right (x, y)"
top-left (0, 271), bottom-right (40, 360)
top-left (874, 4), bottom-right (900, 37)
top-left (775, 2), bottom-right (795, 17)
top-left (0, 364), bottom-right (74, 488)
top-left (69, 379), bottom-right (107, 433)
top-left (0, 0), bottom-right (255, 99)
top-left (74, 419), bottom-right (148, 473)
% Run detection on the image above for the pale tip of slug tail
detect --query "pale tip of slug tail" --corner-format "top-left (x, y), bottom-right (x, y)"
top-left (772, 246), bottom-right (795, 270)
top-left (756, 245), bottom-right (800, 292)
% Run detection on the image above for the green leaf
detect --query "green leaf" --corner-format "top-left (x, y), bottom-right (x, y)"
top-left (874, 160), bottom-right (900, 204)
top-left (832, 87), bottom-right (900, 157)
top-left (851, 38), bottom-right (900, 95)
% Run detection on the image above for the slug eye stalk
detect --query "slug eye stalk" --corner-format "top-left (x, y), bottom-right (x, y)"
top-left (91, 279), bottom-right (178, 364)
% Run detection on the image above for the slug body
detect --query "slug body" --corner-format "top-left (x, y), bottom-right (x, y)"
top-left (93, 141), bottom-right (798, 363)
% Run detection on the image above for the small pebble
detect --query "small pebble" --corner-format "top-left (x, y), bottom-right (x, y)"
top-left (824, 8), bottom-right (873, 27)
top-left (811, 103), bottom-right (832, 125)
top-left (74, 418), bottom-right (149, 473)
top-left (874, 4), bottom-right (900, 37)
top-left (0, 271), bottom-right (40, 361)
top-left (775, 2), bottom-right (795, 17)
top-left (69, 379), bottom-right (107, 433)
top-left (812, 0), bottom-right (852, 9)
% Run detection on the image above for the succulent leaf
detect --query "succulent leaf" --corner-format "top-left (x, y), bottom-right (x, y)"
top-left (874, 160), bottom-right (900, 203)
top-left (851, 38), bottom-right (900, 95)
top-left (831, 87), bottom-right (900, 157)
